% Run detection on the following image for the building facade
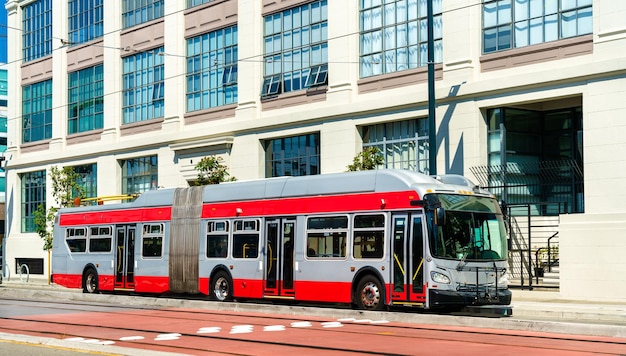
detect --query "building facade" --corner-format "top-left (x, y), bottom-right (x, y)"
top-left (4, 0), bottom-right (626, 301)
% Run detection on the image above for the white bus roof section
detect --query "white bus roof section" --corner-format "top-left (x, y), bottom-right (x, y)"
top-left (59, 170), bottom-right (491, 213)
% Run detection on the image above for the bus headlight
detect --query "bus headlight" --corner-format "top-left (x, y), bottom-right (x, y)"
top-left (431, 271), bottom-right (451, 284)
top-left (498, 273), bottom-right (508, 286)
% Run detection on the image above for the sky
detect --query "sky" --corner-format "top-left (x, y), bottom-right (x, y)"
top-left (0, 4), bottom-right (6, 63)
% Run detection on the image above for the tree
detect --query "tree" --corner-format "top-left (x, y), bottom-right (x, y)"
top-left (194, 156), bottom-right (237, 185)
top-left (34, 166), bottom-right (85, 251)
top-left (346, 147), bottom-right (384, 171)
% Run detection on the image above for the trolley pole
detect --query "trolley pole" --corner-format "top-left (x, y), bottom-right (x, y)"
top-left (427, 0), bottom-right (437, 175)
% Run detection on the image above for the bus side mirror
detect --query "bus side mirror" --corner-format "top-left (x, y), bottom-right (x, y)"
top-left (434, 207), bottom-right (446, 226)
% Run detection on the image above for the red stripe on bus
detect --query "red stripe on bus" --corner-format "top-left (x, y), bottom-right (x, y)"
top-left (202, 191), bottom-right (420, 218)
top-left (59, 207), bottom-right (172, 226)
top-left (58, 191), bottom-right (420, 226)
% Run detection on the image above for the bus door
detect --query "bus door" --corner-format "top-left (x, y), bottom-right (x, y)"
top-left (264, 218), bottom-right (296, 298)
top-left (391, 214), bottom-right (426, 304)
top-left (115, 225), bottom-right (136, 290)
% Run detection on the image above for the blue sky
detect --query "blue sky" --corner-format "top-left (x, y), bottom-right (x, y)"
top-left (0, 5), bottom-right (6, 63)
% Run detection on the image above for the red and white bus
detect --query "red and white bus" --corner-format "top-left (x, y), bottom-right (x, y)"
top-left (51, 169), bottom-right (511, 312)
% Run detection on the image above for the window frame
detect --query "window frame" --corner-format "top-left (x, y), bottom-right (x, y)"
top-left (261, 0), bottom-right (329, 97)
top-left (206, 220), bottom-right (230, 258)
top-left (22, 79), bottom-right (53, 143)
top-left (359, 0), bottom-right (443, 78)
top-left (22, 0), bottom-right (52, 62)
top-left (66, 227), bottom-right (88, 253)
top-left (88, 226), bottom-right (113, 253)
top-left (482, 0), bottom-right (593, 54)
top-left (122, 47), bottom-right (165, 123)
top-left (68, 64), bottom-right (104, 134)
top-left (21, 170), bottom-right (46, 233)
top-left (306, 215), bottom-right (349, 259)
top-left (232, 219), bottom-right (260, 259)
top-left (352, 213), bottom-right (386, 260)
top-left (122, 0), bottom-right (164, 29)
top-left (142, 223), bottom-right (164, 258)
top-left (121, 155), bottom-right (158, 195)
top-left (68, 0), bottom-right (104, 45)
top-left (186, 26), bottom-right (238, 112)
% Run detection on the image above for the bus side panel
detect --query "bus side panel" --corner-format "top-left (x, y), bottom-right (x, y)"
top-left (52, 274), bottom-right (82, 289)
top-left (98, 274), bottom-right (115, 291)
top-left (134, 276), bottom-right (170, 294)
top-left (231, 277), bottom-right (264, 299)
top-left (294, 280), bottom-right (352, 303)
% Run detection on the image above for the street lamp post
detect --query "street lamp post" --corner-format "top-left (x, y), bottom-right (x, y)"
top-left (427, 0), bottom-right (437, 175)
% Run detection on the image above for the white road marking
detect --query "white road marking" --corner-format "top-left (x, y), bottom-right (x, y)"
top-left (321, 322), bottom-right (343, 328)
top-left (197, 326), bottom-right (222, 334)
top-left (291, 321), bottom-right (312, 328)
top-left (119, 336), bottom-right (145, 341)
top-left (230, 325), bottom-right (254, 334)
top-left (264, 325), bottom-right (286, 331)
top-left (155, 333), bottom-right (182, 341)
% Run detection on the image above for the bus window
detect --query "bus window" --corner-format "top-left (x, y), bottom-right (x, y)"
top-left (207, 220), bottom-right (229, 258)
top-left (142, 223), bottom-right (164, 258)
top-left (307, 216), bottom-right (348, 258)
top-left (353, 214), bottom-right (385, 259)
top-left (89, 226), bottom-right (113, 253)
top-left (66, 228), bottom-right (87, 253)
top-left (233, 219), bottom-right (259, 258)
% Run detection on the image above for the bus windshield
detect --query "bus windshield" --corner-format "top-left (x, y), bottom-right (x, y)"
top-left (427, 194), bottom-right (507, 261)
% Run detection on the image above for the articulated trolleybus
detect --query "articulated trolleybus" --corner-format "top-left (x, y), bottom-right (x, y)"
top-left (52, 169), bottom-right (512, 313)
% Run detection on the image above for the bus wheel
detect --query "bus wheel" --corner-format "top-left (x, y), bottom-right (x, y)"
top-left (356, 275), bottom-right (384, 311)
top-left (210, 271), bottom-right (233, 302)
top-left (83, 268), bottom-right (98, 294)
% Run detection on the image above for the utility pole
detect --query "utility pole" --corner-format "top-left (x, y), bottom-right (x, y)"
top-left (427, 0), bottom-right (437, 175)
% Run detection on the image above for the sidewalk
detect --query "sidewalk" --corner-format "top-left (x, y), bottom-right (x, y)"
top-left (511, 288), bottom-right (626, 328)
top-left (2, 278), bottom-right (625, 338)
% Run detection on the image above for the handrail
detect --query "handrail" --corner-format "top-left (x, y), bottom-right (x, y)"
top-left (19, 264), bottom-right (29, 283)
top-left (547, 232), bottom-right (558, 272)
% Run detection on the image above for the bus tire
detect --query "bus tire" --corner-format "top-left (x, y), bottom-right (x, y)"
top-left (210, 271), bottom-right (233, 302)
top-left (83, 268), bottom-right (98, 294)
top-left (355, 275), bottom-right (384, 311)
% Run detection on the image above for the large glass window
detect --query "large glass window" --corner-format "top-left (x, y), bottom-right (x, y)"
top-left (89, 226), bottom-right (113, 253)
top-left (21, 170), bottom-right (46, 233)
top-left (66, 227), bottom-right (87, 253)
top-left (68, 0), bottom-right (104, 44)
top-left (122, 47), bottom-right (165, 124)
top-left (122, 0), bottom-right (164, 28)
top-left (22, 80), bottom-right (53, 143)
top-left (186, 26), bottom-right (238, 112)
top-left (478, 107), bottom-right (584, 215)
top-left (73, 163), bottom-right (97, 200)
top-left (306, 216), bottom-right (348, 259)
top-left (363, 119), bottom-right (429, 173)
top-left (483, 0), bottom-right (592, 54)
top-left (206, 220), bottom-right (229, 258)
top-left (22, 0), bottom-right (52, 62)
top-left (142, 224), bottom-right (163, 258)
top-left (121, 155), bottom-right (158, 195)
top-left (353, 214), bottom-right (385, 259)
top-left (232, 219), bottom-right (259, 259)
top-left (187, 0), bottom-right (215, 8)
top-left (360, 0), bottom-right (443, 78)
top-left (68, 65), bottom-right (104, 134)
top-left (262, 1), bottom-right (328, 97)
top-left (265, 133), bottom-right (320, 177)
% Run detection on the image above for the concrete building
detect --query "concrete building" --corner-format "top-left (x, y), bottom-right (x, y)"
top-left (3, 0), bottom-right (625, 301)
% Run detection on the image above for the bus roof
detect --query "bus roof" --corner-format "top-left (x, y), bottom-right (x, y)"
top-left (59, 169), bottom-right (491, 213)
